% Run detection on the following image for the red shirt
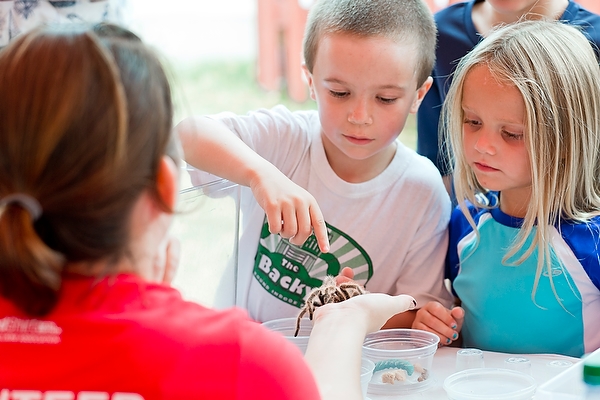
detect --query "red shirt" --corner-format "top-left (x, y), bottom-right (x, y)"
top-left (0, 274), bottom-right (321, 400)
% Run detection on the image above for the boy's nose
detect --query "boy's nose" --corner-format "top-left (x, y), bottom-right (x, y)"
top-left (347, 100), bottom-right (373, 125)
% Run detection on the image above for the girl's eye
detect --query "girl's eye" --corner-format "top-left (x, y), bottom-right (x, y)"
top-left (463, 118), bottom-right (480, 127)
top-left (329, 90), bottom-right (348, 98)
top-left (502, 130), bottom-right (524, 141)
top-left (377, 96), bottom-right (397, 104)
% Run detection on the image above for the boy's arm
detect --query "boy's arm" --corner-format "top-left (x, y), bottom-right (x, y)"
top-left (176, 116), bottom-right (330, 252)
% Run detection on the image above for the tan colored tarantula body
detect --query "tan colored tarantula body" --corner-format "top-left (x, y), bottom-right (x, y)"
top-left (294, 275), bottom-right (366, 337)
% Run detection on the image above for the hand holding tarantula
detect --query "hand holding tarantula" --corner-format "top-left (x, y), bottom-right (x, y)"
top-left (294, 275), bottom-right (367, 337)
top-left (299, 278), bottom-right (417, 400)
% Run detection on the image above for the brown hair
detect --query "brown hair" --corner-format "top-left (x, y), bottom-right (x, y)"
top-left (0, 24), bottom-right (175, 316)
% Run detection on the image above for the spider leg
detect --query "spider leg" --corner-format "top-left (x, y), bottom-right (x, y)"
top-left (337, 286), bottom-right (352, 301)
top-left (307, 306), bottom-right (314, 321)
top-left (295, 307), bottom-right (308, 337)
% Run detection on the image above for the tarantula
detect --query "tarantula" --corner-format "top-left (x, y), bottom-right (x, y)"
top-left (294, 275), bottom-right (366, 337)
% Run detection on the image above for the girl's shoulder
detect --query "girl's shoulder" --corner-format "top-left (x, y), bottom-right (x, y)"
top-left (558, 215), bottom-right (600, 241)
top-left (557, 216), bottom-right (600, 291)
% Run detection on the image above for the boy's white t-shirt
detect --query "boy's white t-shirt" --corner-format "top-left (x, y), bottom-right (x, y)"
top-left (204, 105), bottom-right (453, 322)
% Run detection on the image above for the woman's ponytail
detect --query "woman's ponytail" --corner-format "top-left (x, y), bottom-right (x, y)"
top-left (0, 201), bottom-right (65, 316)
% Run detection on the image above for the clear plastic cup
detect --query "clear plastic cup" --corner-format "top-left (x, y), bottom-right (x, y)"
top-left (505, 357), bottom-right (532, 375)
top-left (456, 348), bottom-right (485, 371)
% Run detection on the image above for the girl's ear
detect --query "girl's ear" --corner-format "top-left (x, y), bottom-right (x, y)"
top-left (410, 76), bottom-right (433, 114)
top-left (156, 155), bottom-right (179, 210)
top-left (302, 63), bottom-right (316, 100)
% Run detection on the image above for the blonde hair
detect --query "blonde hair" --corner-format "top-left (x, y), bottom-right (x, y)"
top-left (303, 0), bottom-right (436, 87)
top-left (0, 24), bottom-right (175, 316)
top-left (444, 20), bottom-right (600, 301)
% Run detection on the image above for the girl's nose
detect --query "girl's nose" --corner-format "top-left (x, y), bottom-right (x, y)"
top-left (473, 130), bottom-right (496, 155)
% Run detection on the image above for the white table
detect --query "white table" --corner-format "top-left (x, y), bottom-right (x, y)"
top-left (367, 346), bottom-right (580, 399)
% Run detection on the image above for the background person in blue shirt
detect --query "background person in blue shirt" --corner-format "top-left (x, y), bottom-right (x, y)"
top-left (412, 20), bottom-right (600, 357)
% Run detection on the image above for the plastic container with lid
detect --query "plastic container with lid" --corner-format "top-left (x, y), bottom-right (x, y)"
top-left (444, 368), bottom-right (537, 400)
top-left (362, 328), bottom-right (439, 396)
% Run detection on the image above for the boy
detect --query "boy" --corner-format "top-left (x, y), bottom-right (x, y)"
top-left (177, 0), bottom-right (453, 327)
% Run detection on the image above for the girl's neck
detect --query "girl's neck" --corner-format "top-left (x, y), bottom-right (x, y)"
top-left (472, 0), bottom-right (569, 37)
top-left (498, 189), bottom-right (531, 219)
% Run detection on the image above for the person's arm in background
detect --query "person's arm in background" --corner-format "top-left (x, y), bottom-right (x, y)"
top-left (417, 71), bottom-right (454, 195)
top-left (176, 116), bottom-right (329, 253)
top-left (233, 292), bottom-right (417, 400)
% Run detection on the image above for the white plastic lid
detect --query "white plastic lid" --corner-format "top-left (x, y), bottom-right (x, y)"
top-left (444, 368), bottom-right (537, 400)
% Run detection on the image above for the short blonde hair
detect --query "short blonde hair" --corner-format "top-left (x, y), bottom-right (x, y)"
top-left (303, 0), bottom-right (436, 87)
top-left (444, 20), bottom-right (600, 299)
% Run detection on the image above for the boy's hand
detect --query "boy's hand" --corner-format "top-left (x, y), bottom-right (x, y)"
top-left (250, 167), bottom-right (330, 253)
top-left (412, 301), bottom-right (464, 346)
top-left (177, 116), bottom-right (330, 252)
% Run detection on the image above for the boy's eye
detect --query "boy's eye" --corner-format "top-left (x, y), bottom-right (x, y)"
top-left (329, 90), bottom-right (349, 98)
top-left (377, 96), bottom-right (397, 104)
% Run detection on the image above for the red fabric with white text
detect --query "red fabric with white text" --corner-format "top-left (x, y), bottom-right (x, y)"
top-left (0, 274), bottom-right (320, 400)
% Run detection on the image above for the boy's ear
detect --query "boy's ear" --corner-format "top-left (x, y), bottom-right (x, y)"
top-left (302, 63), bottom-right (316, 100)
top-left (409, 76), bottom-right (433, 114)
top-left (156, 155), bottom-right (179, 210)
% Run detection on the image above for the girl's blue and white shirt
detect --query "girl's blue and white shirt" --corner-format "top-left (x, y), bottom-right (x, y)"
top-left (448, 193), bottom-right (600, 357)
top-left (0, 0), bottom-right (129, 47)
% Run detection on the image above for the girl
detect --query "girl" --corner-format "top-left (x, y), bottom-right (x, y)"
top-left (417, 0), bottom-right (600, 194)
top-left (412, 20), bottom-right (600, 358)
top-left (0, 24), bottom-right (415, 399)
